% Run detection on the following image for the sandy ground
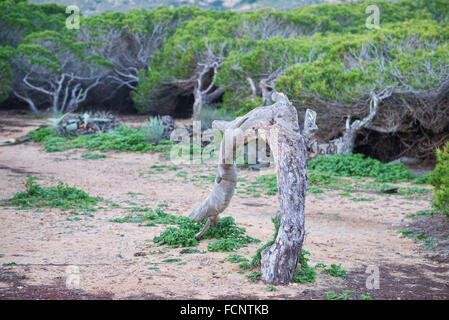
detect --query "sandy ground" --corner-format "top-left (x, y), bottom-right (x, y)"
top-left (0, 111), bottom-right (447, 300)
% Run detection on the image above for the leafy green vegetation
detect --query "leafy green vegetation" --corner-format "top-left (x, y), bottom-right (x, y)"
top-left (81, 153), bottom-right (106, 160)
top-left (180, 248), bottom-right (205, 254)
top-left (10, 176), bottom-right (99, 209)
top-left (324, 290), bottom-right (356, 300)
top-left (28, 125), bottom-right (173, 154)
top-left (162, 258), bottom-right (182, 263)
top-left (293, 250), bottom-right (317, 284)
top-left (242, 153), bottom-right (421, 200)
top-left (110, 207), bottom-right (187, 226)
top-left (428, 142), bottom-right (449, 217)
top-left (324, 289), bottom-right (372, 300)
top-left (266, 285), bottom-right (277, 292)
top-left (308, 153), bottom-right (415, 183)
top-left (246, 272), bottom-right (261, 280)
top-left (322, 264), bottom-right (347, 278)
top-left (112, 207), bottom-right (260, 252)
top-left (225, 254), bottom-right (249, 264)
top-left (153, 216), bottom-right (260, 251)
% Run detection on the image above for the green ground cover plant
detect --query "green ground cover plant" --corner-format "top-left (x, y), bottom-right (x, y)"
top-left (428, 142), bottom-right (449, 217)
top-left (27, 125), bottom-right (173, 154)
top-left (10, 176), bottom-right (99, 209)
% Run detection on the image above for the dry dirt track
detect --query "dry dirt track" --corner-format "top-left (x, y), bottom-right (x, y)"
top-left (0, 112), bottom-right (448, 300)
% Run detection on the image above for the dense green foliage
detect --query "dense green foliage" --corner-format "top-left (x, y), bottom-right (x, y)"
top-left (111, 207), bottom-right (188, 226)
top-left (30, 0), bottom-right (349, 14)
top-left (10, 176), bottom-right (99, 209)
top-left (428, 142), bottom-right (449, 217)
top-left (0, 0), bottom-right (66, 47)
top-left (134, 0), bottom-right (449, 116)
top-left (0, 46), bottom-right (13, 102)
top-left (3, 0), bottom-right (449, 128)
top-left (153, 216), bottom-right (260, 251)
top-left (308, 153), bottom-right (415, 182)
top-left (28, 125), bottom-right (173, 153)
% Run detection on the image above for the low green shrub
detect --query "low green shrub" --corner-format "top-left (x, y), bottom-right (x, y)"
top-left (428, 142), bottom-right (449, 217)
top-left (153, 216), bottom-right (260, 251)
top-left (10, 176), bottom-right (99, 209)
top-left (308, 153), bottom-right (415, 183)
top-left (293, 250), bottom-right (317, 284)
top-left (28, 125), bottom-right (173, 153)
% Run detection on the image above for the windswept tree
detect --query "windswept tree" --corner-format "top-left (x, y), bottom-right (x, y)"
top-left (133, 12), bottom-right (238, 117)
top-left (216, 35), bottom-right (339, 115)
top-left (77, 6), bottom-right (201, 93)
top-left (9, 30), bottom-right (113, 114)
top-left (277, 19), bottom-right (449, 160)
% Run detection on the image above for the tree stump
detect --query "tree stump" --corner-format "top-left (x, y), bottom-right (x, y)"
top-left (189, 92), bottom-right (317, 284)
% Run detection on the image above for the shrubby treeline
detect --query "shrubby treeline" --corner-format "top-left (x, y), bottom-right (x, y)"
top-left (1, 0), bottom-right (448, 161)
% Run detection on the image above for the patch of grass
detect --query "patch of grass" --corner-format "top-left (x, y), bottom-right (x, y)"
top-left (10, 176), bottom-right (99, 209)
top-left (81, 153), bottom-right (106, 160)
top-left (153, 216), bottom-right (260, 252)
top-left (293, 250), bottom-right (317, 284)
top-left (250, 175), bottom-right (278, 196)
top-left (266, 285), bottom-right (277, 292)
top-left (110, 208), bottom-right (187, 226)
top-left (351, 197), bottom-right (375, 202)
top-left (412, 173), bottom-right (430, 185)
top-left (246, 272), bottom-right (261, 280)
top-left (309, 153), bottom-right (414, 183)
top-left (148, 267), bottom-right (160, 271)
top-left (398, 229), bottom-right (413, 236)
top-left (322, 264), bottom-right (347, 278)
top-left (308, 186), bottom-right (324, 194)
top-left (238, 262), bottom-right (251, 270)
top-left (162, 258), bottom-right (182, 263)
top-left (180, 248), bottom-right (206, 254)
top-left (405, 209), bottom-right (438, 219)
top-left (324, 290), bottom-right (356, 300)
top-left (148, 250), bottom-right (166, 255)
top-left (28, 125), bottom-right (173, 154)
top-left (397, 187), bottom-right (431, 196)
top-left (415, 233), bottom-right (428, 240)
top-left (225, 254), bottom-right (249, 263)
top-left (66, 217), bottom-right (82, 222)
top-left (27, 127), bottom-right (56, 142)
top-left (2, 262), bottom-right (17, 266)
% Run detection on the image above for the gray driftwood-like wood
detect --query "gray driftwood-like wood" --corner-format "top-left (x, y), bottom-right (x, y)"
top-left (189, 92), bottom-right (317, 284)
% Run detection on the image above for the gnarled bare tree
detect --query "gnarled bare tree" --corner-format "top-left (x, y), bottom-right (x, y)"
top-left (189, 92), bottom-right (317, 284)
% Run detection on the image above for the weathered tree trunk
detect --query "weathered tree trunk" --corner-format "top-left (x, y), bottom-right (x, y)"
top-left (189, 92), bottom-right (317, 284)
top-left (260, 129), bottom-right (308, 284)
